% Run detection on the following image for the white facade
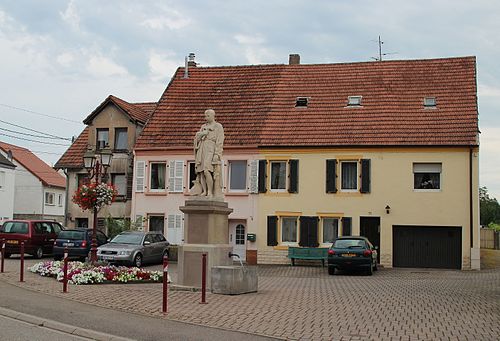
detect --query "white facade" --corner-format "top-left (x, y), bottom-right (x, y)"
top-left (0, 166), bottom-right (15, 224)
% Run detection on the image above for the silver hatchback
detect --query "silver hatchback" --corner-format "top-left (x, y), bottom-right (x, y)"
top-left (97, 231), bottom-right (170, 268)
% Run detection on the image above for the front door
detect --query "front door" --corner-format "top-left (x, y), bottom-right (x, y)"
top-left (229, 220), bottom-right (246, 261)
top-left (149, 215), bottom-right (165, 235)
top-left (360, 217), bottom-right (380, 263)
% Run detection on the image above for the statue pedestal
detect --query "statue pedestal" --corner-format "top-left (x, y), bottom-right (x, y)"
top-left (177, 199), bottom-right (233, 289)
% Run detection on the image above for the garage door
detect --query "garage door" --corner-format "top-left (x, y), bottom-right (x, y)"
top-left (393, 226), bottom-right (462, 269)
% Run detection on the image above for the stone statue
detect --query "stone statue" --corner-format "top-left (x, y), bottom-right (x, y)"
top-left (189, 109), bottom-right (224, 199)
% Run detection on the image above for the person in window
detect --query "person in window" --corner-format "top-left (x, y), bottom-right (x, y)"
top-left (191, 109), bottom-right (224, 198)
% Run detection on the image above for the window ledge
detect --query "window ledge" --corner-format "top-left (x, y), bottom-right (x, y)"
top-left (145, 192), bottom-right (167, 196)
top-left (413, 189), bottom-right (441, 192)
top-left (335, 192), bottom-right (363, 197)
top-left (265, 192), bottom-right (291, 197)
top-left (225, 191), bottom-right (250, 196)
top-left (273, 245), bottom-right (289, 250)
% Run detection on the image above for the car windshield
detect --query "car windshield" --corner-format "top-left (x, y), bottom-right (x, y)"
top-left (333, 239), bottom-right (366, 249)
top-left (58, 230), bottom-right (86, 240)
top-left (2, 222), bottom-right (29, 234)
top-left (110, 234), bottom-right (143, 245)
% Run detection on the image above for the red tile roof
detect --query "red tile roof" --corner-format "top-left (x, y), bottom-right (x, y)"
top-left (0, 141), bottom-right (66, 188)
top-left (135, 56), bottom-right (478, 149)
top-left (56, 96), bottom-right (156, 169)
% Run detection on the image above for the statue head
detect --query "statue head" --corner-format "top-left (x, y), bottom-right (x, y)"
top-left (204, 109), bottom-right (215, 123)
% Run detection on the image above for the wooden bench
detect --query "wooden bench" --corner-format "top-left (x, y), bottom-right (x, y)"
top-left (288, 247), bottom-right (329, 266)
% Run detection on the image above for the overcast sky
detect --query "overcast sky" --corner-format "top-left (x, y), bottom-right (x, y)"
top-left (0, 0), bottom-right (499, 199)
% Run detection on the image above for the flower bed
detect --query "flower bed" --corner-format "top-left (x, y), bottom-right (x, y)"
top-left (30, 261), bottom-right (164, 285)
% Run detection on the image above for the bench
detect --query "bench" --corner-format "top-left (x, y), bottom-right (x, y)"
top-left (288, 247), bottom-right (329, 266)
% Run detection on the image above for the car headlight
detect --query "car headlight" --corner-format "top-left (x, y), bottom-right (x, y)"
top-left (118, 250), bottom-right (132, 255)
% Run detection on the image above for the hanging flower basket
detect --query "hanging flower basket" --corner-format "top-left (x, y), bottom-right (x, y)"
top-left (72, 182), bottom-right (117, 211)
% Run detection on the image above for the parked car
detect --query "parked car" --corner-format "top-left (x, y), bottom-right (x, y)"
top-left (0, 220), bottom-right (63, 258)
top-left (53, 228), bottom-right (108, 261)
top-left (327, 236), bottom-right (378, 276)
top-left (97, 231), bottom-right (170, 267)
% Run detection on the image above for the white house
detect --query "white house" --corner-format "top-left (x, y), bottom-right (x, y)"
top-left (0, 152), bottom-right (16, 224)
top-left (0, 141), bottom-right (66, 223)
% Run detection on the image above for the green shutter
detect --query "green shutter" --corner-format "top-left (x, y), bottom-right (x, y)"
top-left (342, 217), bottom-right (352, 236)
top-left (360, 159), bottom-right (371, 193)
top-left (258, 160), bottom-right (267, 193)
top-left (326, 159), bottom-right (337, 193)
top-left (288, 159), bottom-right (299, 193)
top-left (299, 216), bottom-right (319, 247)
top-left (267, 216), bottom-right (278, 246)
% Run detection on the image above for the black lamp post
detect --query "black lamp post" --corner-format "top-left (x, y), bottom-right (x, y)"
top-left (83, 147), bottom-right (113, 263)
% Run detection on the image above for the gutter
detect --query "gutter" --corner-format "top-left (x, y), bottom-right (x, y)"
top-left (63, 169), bottom-right (70, 226)
top-left (469, 147), bottom-right (473, 248)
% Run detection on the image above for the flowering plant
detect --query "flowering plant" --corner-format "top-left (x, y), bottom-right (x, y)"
top-left (30, 261), bottom-right (165, 285)
top-left (72, 182), bottom-right (117, 211)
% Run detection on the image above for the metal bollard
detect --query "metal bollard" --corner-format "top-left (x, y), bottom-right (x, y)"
top-left (63, 247), bottom-right (69, 293)
top-left (20, 241), bottom-right (25, 282)
top-left (201, 253), bottom-right (207, 304)
top-left (1, 238), bottom-right (5, 273)
top-left (162, 253), bottom-right (169, 314)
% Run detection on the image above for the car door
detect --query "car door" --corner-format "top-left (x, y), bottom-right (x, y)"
top-left (151, 234), bottom-right (165, 262)
top-left (96, 231), bottom-right (108, 246)
top-left (142, 234), bottom-right (155, 262)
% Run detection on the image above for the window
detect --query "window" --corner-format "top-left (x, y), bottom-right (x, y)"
top-left (112, 174), bottom-right (127, 196)
top-left (295, 97), bottom-right (309, 107)
top-left (0, 171), bottom-right (5, 189)
top-left (96, 128), bottom-right (109, 149)
top-left (45, 192), bottom-right (55, 205)
top-left (58, 194), bottom-right (63, 206)
top-left (413, 163), bottom-right (441, 190)
top-left (347, 96), bottom-right (362, 106)
top-left (235, 224), bottom-right (245, 245)
top-left (270, 161), bottom-right (287, 191)
top-left (150, 162), bottom-right (166, 191)
top-left (114, 128), bottom-right (128, 150)
top-left (75, 218), bottom-right (89, 228)
top-left (341, 161), bottom-right (357, 190)
top-left (322, 218), bottom-right (339, 244)
top-left (424, 97), bottom-right (436, 108)
top-left (188, 161), bottom-right (197, 191)
top-left (77, 174), bottom-right (89, 187)
top-left (229, 160), bottom-right (247, 191)
top-left (149, 216), bottom-right (165, 233)
top-left (281, 217), bottom-right (297, 243)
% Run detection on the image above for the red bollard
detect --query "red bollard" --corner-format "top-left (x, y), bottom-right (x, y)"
top-left (201, 253), bottom-right (207, 304)
top-left (1, 238), bottom-right (5, 273)
top-left (20, 241), bottom-right (25, 282)
top-left (162, 254), bottom-right (169, 314)
top-left (63, 247), bottom-right (69, 293)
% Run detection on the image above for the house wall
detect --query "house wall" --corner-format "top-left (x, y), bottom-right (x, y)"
top-left (132, 150), bottom-right (259, 255)
top-left (257, 147), bottom-right (480, 270)
top-left (42, 186), bottom-right (66, 221)
top-left (0, 166), bottom-right (15, 223)
top-left (11, 162), bottom-right (43, 216)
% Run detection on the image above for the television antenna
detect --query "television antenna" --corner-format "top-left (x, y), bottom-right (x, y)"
top-left (371, 35), bottom-right (397, 61)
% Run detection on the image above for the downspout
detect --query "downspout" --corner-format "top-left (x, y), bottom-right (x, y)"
top-left (469, 148), bottom-right (473, 248)
top-left (64, 169), bottom-right (70, 226)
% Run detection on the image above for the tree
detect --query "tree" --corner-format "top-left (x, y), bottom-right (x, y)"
top-left (480, 186), bottom-right (500, 226)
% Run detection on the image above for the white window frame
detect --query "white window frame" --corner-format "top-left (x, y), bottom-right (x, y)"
top-left (45, 192), bottom-right (55, 206)
top-left (321, 217), bottom-right (339, 245)
top-left (112, 173), bottom-right (127, 196)
top-left (149, 162), bottom-right (167, 192)
top-left (340, 161), bottom-right (358, 192)
top-left (280, 216), bottom-right (298, 245)
top-left (228, 160), bottom-right (248, 193)
top-left (413, 163), bottom-right (442, 191)
top-left (168, 160), bottom-right (184, 193)
top-left (58, 194), bottom-right (63, 207)
top-left (269, 161), bottom-right (288, 192)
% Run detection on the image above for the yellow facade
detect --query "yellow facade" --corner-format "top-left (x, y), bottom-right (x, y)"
top-left (256, 147), bottom-right (480, 270)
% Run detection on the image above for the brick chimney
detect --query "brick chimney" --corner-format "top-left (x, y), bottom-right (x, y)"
top-left (289, 54), bottom-right (300, 65)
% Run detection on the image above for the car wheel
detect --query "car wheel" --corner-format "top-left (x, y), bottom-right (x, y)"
top-left (328, 266), bottom-right (335, 276)
top-left (54, 255), bottom-right (62, 261)
top-left (34, 247), bottom-right (43, 259)
top-left (133, 253), bottom-right (143, 268)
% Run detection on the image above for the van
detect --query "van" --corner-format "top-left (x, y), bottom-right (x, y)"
top-left (0, 220), bottom-right (63, 258)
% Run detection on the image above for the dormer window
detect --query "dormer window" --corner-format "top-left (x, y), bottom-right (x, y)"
top-left (424, 97), bottom-right (437, 108)
top-left (295, 97), bottom-right (309, 107)
top-left (347, 96), bottom-right (362, 106)
top-left (96, 128), bottom-right (109, 150)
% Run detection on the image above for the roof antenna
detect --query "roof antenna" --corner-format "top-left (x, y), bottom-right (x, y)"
top-left (370, 35), bottom-right (397, 61)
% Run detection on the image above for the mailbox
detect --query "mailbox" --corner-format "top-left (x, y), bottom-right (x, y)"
top-left (247, 233), bottom-right (256, 242)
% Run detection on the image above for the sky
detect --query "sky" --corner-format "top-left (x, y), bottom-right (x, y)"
top-left (0, 0), bottom-right (499, 199)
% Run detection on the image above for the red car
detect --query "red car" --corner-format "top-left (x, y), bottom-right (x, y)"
top-left (0, 220), bottom-right (63, 258)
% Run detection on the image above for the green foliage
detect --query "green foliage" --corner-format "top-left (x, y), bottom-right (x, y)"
top-left (105, 216), bottom-right (140, 239)
top-left (488, 222), bottom-right (500, 232)
top-left (480, 186), bottom-right (500, 226)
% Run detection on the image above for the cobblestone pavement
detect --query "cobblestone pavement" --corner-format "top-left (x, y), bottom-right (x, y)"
top-left (1, 257), bottom-right (499, 341)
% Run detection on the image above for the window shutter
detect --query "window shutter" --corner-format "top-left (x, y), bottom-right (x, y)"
top-left (267, 216), bottom-right (278, 246)
top-left (288, 159), bottom-right (299, 193)
top-left (135, 215), bottom-right (144, 231)
top-left (326, 159), bottom-right (337, 193)
top-left (299, 216), bottom-right (319, 247)
top-left (360, 159), bottom-right (371, 193)
top-left (135, 161), bottom-right (145, 192)
top-left (258, 160), bottom-right (267, 193)
top-left (167, 214), bottom-right (176, 244)
top-left (249, 160), bottom-right (259, 193)
top-left (169, 160), bottom-right (175, 191)
top-left (342, 217), bottom-right (352, 236)
top-left (175, 161), bottom-right (184, 192)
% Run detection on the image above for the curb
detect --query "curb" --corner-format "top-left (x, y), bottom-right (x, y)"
top-left (0, 306), bottom-right (135, 341)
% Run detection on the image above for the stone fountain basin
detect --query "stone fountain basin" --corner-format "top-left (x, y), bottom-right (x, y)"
top-left (211, 265), bottom-right (258, 295)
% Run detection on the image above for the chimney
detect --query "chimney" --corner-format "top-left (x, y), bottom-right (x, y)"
top-left (7, 150), bottom-right (13, 161)
top-left (289, 54), bottom-right (300, 65)
top-left (188, 53), bottom-right (196, 67)
top-left (184, 53), bottom-right (197, 79)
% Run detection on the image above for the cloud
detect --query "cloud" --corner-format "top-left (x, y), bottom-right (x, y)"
top-left (148, 51), bottom-right (180, 81)
top-left (56, 52), bottom-right (75, 67)
top-left (140, 8), bottom-right (191, 30)
top-left (478, 84), bottom-right (500, 98)
top-left (59, 0), bottom-right (80, 31)
top-left (87, 55), bottom-right (129, 78)
top-left (234, 34), bottom-right (266, 45)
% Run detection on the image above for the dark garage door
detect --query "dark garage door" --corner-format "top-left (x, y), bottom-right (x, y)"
top-left (393, 226), bottom-right (462, 269)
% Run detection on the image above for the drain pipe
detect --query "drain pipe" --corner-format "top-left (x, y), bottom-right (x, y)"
top-left (469, 147), bottom-right (473, 248)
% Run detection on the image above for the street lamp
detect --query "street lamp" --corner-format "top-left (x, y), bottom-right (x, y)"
top-left (83, 146), bottom-right (113, 263)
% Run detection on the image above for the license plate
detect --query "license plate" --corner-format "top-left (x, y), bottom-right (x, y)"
top-left (102, 255), bottom-right (114, 260)
top-left (7, 240), bottom-right (19, 244)
top-left (342, 253), bottom-right (356, 257)
top-left (62, 242), bottom-right (74, 247)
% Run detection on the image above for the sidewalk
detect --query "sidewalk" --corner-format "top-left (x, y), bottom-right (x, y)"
top-left (1, 257), bottom-right (499, 340)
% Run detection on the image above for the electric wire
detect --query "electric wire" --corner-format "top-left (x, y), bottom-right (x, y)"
top-left (0, 127), bottom-right (72, 141)
top-left (0, 119), bottom-right (73, 140)
top-left (0, 103), bottom-right (81, 123)
top-left (0, 132), bottom-right (70, 146)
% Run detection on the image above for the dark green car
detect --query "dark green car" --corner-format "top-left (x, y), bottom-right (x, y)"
top-left (327, 236), bottom-right (378, 276)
